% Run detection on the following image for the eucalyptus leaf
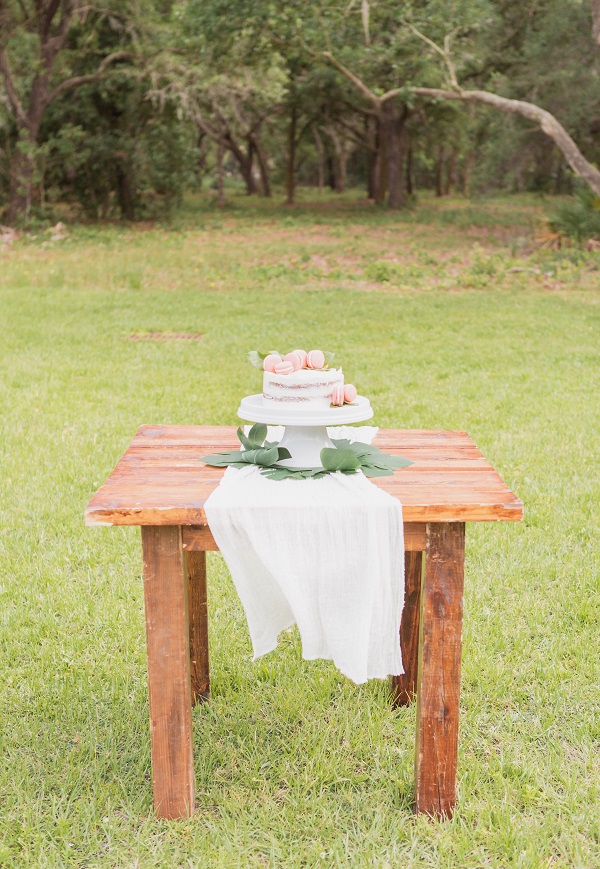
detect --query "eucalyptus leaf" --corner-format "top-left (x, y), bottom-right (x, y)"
top-left (247, 423), bottom-right (268, 447)
top-left (386, 455), bottom-right (414, 469)
top-left (320, 448), bottom-right (361, 472)
top-left (237, 427), bottom-right (254, 450)
top-left (360, 466), bottom-right (394, 477)
top-left (202, 433), bottom-right (412, 481)
top-left (241, 446), bottom-right (280, 466)
top-left (200, 450), bottom-right (244, 466)
top-left (331, 439), bottom-right (377, 454)
top-left (247, 350), bottom-right (266, 369)
top-left (323, 351), bottom-right (335, 365)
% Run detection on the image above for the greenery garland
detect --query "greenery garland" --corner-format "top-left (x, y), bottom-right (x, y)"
top-left (201, 424), bottom-right (413, 481)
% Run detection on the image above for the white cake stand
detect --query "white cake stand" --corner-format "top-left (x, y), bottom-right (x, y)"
top-left (237, 394), bottom-right (374, 468)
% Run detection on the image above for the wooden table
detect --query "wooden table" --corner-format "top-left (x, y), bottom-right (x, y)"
top-left (85, 425), bottom-right (523, 820)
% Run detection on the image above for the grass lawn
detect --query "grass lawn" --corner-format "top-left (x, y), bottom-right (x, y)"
top-left (0, 190), bottom-right (599, 867)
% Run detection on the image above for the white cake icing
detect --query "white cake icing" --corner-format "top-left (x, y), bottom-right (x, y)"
top-left (263, 367), bottom-right (344, 409)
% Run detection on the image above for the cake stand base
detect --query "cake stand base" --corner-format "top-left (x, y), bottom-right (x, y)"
top-left (237, 394), bottom-right (374, 469)
top-left (277, 426), bottom-right (333, 468)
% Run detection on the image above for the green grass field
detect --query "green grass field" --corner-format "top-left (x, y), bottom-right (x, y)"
top-left (1, 191), bottom-right (599, 867)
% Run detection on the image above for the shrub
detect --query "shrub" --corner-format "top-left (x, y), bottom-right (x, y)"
top-left (549, 182), bottom-right (600, 243)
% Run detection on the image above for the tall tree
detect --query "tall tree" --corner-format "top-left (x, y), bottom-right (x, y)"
top-left (316, 1), bottom-right (600, 198)
top-left (0, 0), bottom-right (133, 222)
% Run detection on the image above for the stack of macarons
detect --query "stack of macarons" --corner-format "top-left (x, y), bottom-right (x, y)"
top-left (331, 383), bottom-right (358, 407)
top-left (263, 349), bottom-right (325, 375)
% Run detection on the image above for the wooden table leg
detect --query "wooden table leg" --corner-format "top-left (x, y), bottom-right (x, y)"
top-left (141, 526), bottom-right (195, 819)
top-left (391, 551), bottom-right (424, 707)
top-left (186, 550), bottom-right (210, 703)
top-left (414, 523), bottom-right (465, 818)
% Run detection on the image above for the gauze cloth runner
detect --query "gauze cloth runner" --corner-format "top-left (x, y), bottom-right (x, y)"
top-left (204, 426), bottom-right (404, 684)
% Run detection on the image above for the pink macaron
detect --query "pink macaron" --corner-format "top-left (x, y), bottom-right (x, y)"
top-left (284, 351), bottom-right (302, 372)
top-left (274, 360), bottom-right (295, 375)
top-left (291, 349), bottom-right (308, 368)
top-left (263, 353), bottom-right (282, 373)
top-left (344, 384), bottom-right (358, 403)
top-left (331, 384), bottom-right (345, 406)
top-left (306, 349), bottom-right (325, 369)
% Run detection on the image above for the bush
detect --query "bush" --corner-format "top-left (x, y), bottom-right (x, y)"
top-left (549, 182), bottom-right (600, 243)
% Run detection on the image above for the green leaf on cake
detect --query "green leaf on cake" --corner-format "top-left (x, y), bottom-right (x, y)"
top-left (247, 350), bottom-right (279, 369)
top-left (320, 448), bottom-right (361, 472)
top-left (322, 351), bottom-right (335, 366)
top-left (247, 350), bottom-right (265, 369)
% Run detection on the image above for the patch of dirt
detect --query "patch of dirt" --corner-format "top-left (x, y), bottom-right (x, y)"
top-left (129, 332), bottom-right (204, 341)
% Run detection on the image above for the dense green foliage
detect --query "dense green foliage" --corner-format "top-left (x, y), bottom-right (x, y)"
top-left (2, 0), bottom-right (600, 222)
top-left (1, 194), bottom-right (599, 865)
top-left (550, 181), bottom-right (600, 242)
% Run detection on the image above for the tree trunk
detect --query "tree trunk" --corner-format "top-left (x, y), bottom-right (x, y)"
top-left (252, 134), bottom-right (271, 197)
top-left (326, 156), bottom-right (336, 190)
top-left (386, 106), bottom-right (408, 208)
top-left (7, 138), bottom-right (36, 224)
top-left (593, 0), bottom-right (600, 45)
top-left (234, 137), bottom-right (257, 195)
top-left (286, 104), bottom-right (297, 205)
top-left (313, 127), bottom-right (325, 191)
top-left (462, 152), bottom-right (474, 197)
top-left (375, 114), bottom-right (387, 205)
top-left (405, 145), bottom-right (414, 195)
top-left (324, 126), bottom-right (348, 193)
top-left (336, 153), bottom-right (347, 193)
top-left (365, 116), bottom-right (377, 200)
top-left (444, 148), bottom-right (458, 195)
top-left (216, 141), bottom-right (225, 206)
top-left (436, 145), bottom-right (445, 197)
top-left (197, 132), bottom-right (208, 184)
top-left (116, 163), bottom-right (136, 220)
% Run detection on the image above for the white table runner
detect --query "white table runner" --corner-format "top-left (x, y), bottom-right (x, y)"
top-left (204, 426), bottom-right (405, 684)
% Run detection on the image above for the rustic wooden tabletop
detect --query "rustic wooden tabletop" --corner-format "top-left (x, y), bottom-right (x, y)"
top-left (85, 425), bottom-right (524, 527)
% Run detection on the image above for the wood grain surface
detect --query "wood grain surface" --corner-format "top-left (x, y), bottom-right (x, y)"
top-left (141, 526), bottom-right (195, 819)
top-left (85, 426), bottom-right (523, 527)
top-left (186, 550), bottom-right (210, 704)
top-left (414, 523), bottom-right (466, 818)
top-left (391, 551), bottom-right (424, 707)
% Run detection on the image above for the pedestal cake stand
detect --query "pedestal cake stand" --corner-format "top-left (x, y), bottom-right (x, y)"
top-left (237, 394), bottom-right (374, 468)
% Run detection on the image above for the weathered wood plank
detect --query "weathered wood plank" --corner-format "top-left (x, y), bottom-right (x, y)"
top-left (391, 551), bottom-right (423, 707)
top-left (414, 522), bottom-right (465, 819)
top-left (141, 526), bottom-right (195, 819)
top-left (186, 550), bottom-right (210, 704)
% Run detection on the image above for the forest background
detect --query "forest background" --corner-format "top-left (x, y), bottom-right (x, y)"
top-left (2, 0), bottom-right (600, 226)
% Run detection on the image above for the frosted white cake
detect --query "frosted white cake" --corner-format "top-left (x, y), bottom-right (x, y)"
top-left (263, 367), bottom-right (344, 409)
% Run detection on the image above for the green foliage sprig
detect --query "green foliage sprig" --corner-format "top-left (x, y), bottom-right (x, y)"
top-left (201, 425), bottom-right (413, 481)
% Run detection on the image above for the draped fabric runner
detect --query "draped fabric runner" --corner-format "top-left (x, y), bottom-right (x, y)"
top-left (204, 426), bottom-right (405, 684)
